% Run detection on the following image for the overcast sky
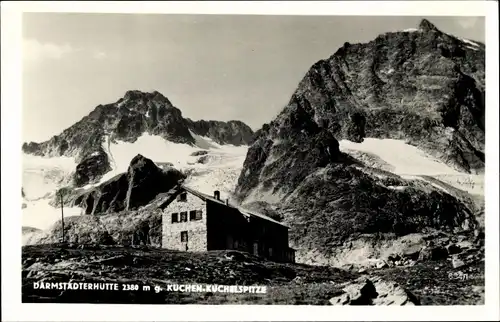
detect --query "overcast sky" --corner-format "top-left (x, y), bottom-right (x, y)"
top-left (22, 14), bottom-right (485, 142)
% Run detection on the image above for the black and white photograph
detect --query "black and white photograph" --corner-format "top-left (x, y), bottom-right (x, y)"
top-left (2, 1), bottom-right (499, 321)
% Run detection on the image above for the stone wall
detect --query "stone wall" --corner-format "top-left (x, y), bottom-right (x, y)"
top-left (162, 192), bottom-right (208, 251)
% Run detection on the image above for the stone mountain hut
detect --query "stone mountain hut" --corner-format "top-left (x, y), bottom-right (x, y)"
top-left (160, 185), bottom-right (295, 263)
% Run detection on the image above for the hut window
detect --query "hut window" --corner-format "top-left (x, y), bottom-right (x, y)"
top-left (190, 210), bottom-right (203, 221)
top-left (177, 192), bottom-right (187, 202)
top-left (171, 213), bottom-right (179, 223)
top-left (180, 211), bottom-right (188, 222)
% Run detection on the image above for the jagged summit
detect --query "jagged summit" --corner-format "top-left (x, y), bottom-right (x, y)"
top-left (124, 89), bottom-right (164, 99)
top-left (120, 90), bottom-right (172, 106)
top-left (418, 18), bottom-right (439, 32)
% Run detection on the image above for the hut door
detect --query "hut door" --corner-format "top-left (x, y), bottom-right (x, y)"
top-left (181, 231), bottom-right (188, 251)
top-left (253, 242), bottom-right (259, 256)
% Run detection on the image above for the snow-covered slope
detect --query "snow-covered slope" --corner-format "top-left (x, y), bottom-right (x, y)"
top-left (22, 133), bottom-right (248, 235)
top-left (339, 138), bottom-right (484, 196)
top-left (22, 154), bottom-right (77, 200)
top-left (22, 199), bottom-right (83, 231)
top-left (22, 154), bottom-right (84, 234)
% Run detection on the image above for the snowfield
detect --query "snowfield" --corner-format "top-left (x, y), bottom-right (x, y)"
top-left (83, 132), bottom-right (247, 189)
top-left (22, 154), bottom-right (77, 200)
top-left (459, 37), bottom-right (480, 48)
top-left (22, 133), bottom-right (248, 234)
top-left (22, 199), bottom-right (83, 231)
top-left (339, 138), bottom-right (484, 196)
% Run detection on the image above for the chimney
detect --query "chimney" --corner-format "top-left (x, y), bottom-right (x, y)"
top-left (225, 199), bottom-right (229, 206)
top-left (214, 190), bottom-right (220, 200)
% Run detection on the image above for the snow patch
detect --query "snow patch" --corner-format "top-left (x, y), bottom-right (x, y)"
top-left (434, 174), bottom-right (484, 196)
top-left (22, 199), bottom-right (82, 231)
top-left (401, 174), bottom-right (451, 194)
top-left (116, 99), bottom-right (127, 108)
top-left (340, 138), bottom-right (461, 176)
top-left (460, 37), bottom-right (480, 47)
top-left (386, 185), bottom-right (407, 191)
top-left (339, 138), bottom-right (484, 196)
top-left (80, 132), bottom-right (247, 195)
top-left (403, 28), bottom-right (418, 32)
top-left (189, 130), bottom-right (220, 150)
top-left (86, 134), bottom-right (201, 187)
top-left (22, 154), bottom-right (77, 200)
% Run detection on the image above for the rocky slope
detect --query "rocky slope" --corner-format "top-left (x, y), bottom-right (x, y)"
top-left (234, 19), bottom-right (485, 266)
top-left (29, 185), bottom-right (182, 246)
top-left (22, 90), bottom-right (254, 186)
top-left (22, 244), bottom-right (484, 305)
top-left (246, 19), bottom-right (484, 175)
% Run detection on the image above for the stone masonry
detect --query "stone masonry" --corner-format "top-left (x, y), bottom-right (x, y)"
top-left (162, 192), bottom-right (208, 251)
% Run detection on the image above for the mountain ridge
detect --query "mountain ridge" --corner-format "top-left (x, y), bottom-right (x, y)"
top-left (248, 19), bottom-right (484, 177)
top-left (22, 90), bottom-right (254, 186)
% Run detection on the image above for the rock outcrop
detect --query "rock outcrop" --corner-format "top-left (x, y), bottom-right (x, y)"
top-left (185, 119), bottom-right (254, 146)
top-left (48, 215), bottom-right (116, 245)
top-left (73, 154), bottom-right (185, 215)
top-left (329, 277), bottom-right (420, 305)
top-left (32, 188), bottom-right (181, 246)
top-left (73, 150), bottom-right (111, 187)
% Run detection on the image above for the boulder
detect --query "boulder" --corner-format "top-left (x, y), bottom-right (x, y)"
top-left (452, 256), bottom-right (466, 269)
top-left (196, 155), bottom-right (209, 164)
top-left (376, 260), bottom-right (388, 269)
top-left (457, 240), bottom-right (475, 251)
top-left (190, 150), bottom-right (208, 156)
top-left (446, 243), bottom-right (462, 255)
top-left (329, 277), bottom-right (420, 306)
top-left (418, 246), bottom-right (448, 261)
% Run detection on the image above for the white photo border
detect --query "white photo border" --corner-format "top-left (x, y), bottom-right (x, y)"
top-left (1, 1), bottom-right (498, 321)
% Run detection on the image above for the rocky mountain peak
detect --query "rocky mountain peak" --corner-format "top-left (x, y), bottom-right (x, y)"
top-left (419, 18), bottom-right (440, 32)
top-left (22, 90), bottom-right (255, 187)
top-left (248, 19), bottom-right (484, 175)
top-left (128, 154), bottom-right (156, 172)
top-left (121, 90), bottom-right (172, 106)
top-left (234, 20), bottom-right (484, 265)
